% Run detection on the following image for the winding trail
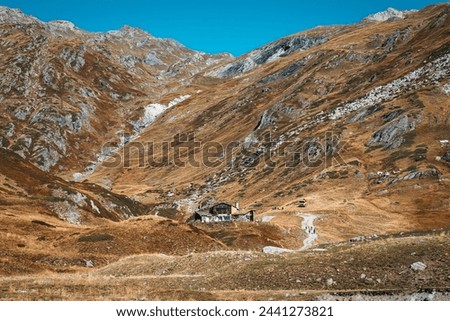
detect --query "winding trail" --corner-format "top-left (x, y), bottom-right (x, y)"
top-left (299, 213), bottom-right (318, 251)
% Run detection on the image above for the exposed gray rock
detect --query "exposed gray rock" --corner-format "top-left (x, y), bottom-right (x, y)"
top-left (255, 104), bottom-right (299, 130)
top-left (345, 51), bottom-right (374, 64)
top-left (13, 105), bottom-right (32, 120)
top-left (48, 20), bottom-right (81, 34)
top-left (60, 46), bottom-right (86, 72)
top-left (252, 35), bottom-right (328, 65)
top-left (258, 59), bottom-right (307, 84)
top-left (0, 6), bottom-right (39, 24)
top-left (5, 122), bottom-right (14, 137)
top-left (326, 278), bottom-right (335, 287)
top-left (368, 115), bottom-right (414, 149)
top-left (0, 7), bottom-right (230, 176)
top-left (443, 84), bottom-right (450, 95)
top-left (255, 109), bottom-right (276, 130)
top-left (261, 216), bottom-right (275, 222)
top-left (382, 109), bottom-right (403, 123)
top-left (120, 54), bottom-right (139, 68)
top-left (242, 132), bottom-right (258, 149)
top-left (32, 145), bottom-right (61, 171)
top-left (208, 35), bottom-right (327, 78)
top-left (381, 28), bottom-right (412, 52)
top-left (442, 151), bottom-right (450, 162)
top-left (350, 104), bottom-right (385, 123)
top-left (42, 65), bottom-right (60, 90)
top-left (85, 260), bottom-right (94, 267)
top-left (49, 189), bottom-right (88, 224)
top-left (304, 140), bottom-right (323, 160)
top-left (329, 54), bottom-right (450, 121)
top-left (351, 236), bottom-right (366, 242)
top-left (212, 57), bottom-right (256, 78)
top-left (319, 291), bottom-right (448, 301)
top-left (402, 169), bottom-right (440, 180)
top-left (366, 8), bottom-right (416, 22)
top-left (327, 52), bottom-right (375, 69)
top-left (144, 52), bottom-right (163, 65)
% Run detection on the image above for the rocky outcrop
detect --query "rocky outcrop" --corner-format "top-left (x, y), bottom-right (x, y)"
top-left (207, 35), bottom-right (327, 78)
top-left (365, 8), bottom-right (417, 22)
top-left (329, 54), bottom-right (450, 120)
top-left (367, 115), bottom-right (415, 149)
top-left (257, 54), bottom-right (319, 85)
top-left (442, 151), bottom-right (450, 162)
top-left (402, 169), bottom-right (440, 180)
top-left (350, 104), bottom-right (385, 123)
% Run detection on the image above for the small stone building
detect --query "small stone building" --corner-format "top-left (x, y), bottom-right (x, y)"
top-left (192, 202), bottom-right (255, 223)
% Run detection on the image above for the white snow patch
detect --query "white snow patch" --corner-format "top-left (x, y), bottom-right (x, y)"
top-left (168, 95), bottom-right (191, 107)
top-left (142, 103), bottom-right (167, 125)
top-left (73, 94), bottom-right (191, 181)
top-left (136, 94), bottom-right (191, 129)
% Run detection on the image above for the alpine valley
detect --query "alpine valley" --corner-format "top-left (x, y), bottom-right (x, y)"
top-left (0, 4), bottom-right (449, 300)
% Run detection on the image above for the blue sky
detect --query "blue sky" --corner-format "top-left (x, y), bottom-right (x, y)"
top-left (0, 0), bottom-right (442, 55)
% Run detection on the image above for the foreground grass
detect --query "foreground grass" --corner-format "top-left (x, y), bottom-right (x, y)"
top-left (1, 234), bottom-right (449, 300)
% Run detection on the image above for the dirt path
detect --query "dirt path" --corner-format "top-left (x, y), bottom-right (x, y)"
top-left (299, 213), bottom-right (318, 250)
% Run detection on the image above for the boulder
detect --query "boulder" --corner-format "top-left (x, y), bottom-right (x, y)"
top-left (85, 260), bottom-right (94, 267)
top-left (326, 278), bottom-right (335, 287)
top-left (262, 246), bottom-right (294, 255)
top-left (442, 151), bottom-right (450, 163)
top-left (410, 261), bottom-right (427, 271)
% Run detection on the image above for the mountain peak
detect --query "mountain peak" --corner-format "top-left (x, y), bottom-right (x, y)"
top-left (47, 20), bottom-right (81, 33)
top-left (106, 25), bottom-right (155, 39)
top-left (0, 6), bottom-right (38, 24)
top-left (366, 7), bottom-right (418, 22)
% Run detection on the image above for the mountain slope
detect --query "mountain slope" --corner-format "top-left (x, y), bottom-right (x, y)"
top-left (87, 4), bottom-right (450, 241)
top-left (0, 6), bottom-right (231, 177)
top-left (0, 4), bottom-right (449, 283)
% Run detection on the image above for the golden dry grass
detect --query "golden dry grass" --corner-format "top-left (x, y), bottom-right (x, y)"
top-left (0, 233), bottom-right (449, 300)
